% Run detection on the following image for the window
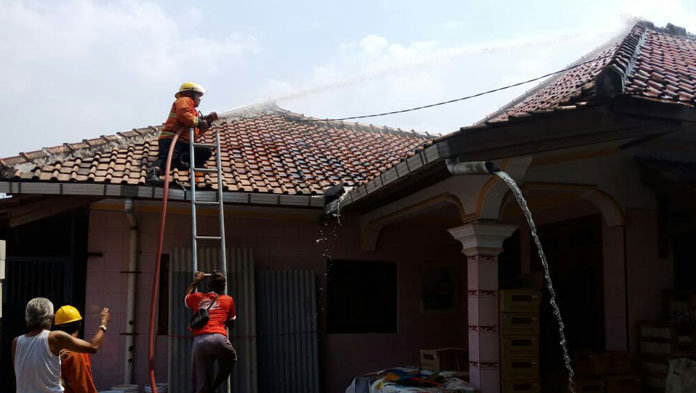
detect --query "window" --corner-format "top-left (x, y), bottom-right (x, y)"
top-left (327, 259), bottom-right (397, 333)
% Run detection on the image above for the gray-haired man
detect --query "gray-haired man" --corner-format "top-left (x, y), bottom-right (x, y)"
top-left (12, 297), bottom-right (110, 392)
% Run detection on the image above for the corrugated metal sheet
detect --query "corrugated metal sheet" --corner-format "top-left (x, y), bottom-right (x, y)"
top-left (169, 247), bottom-right (257, 393)
top-left (2, 256), bottom-right (72, 392)
top-left (256, 270), bottom-right (320, 393)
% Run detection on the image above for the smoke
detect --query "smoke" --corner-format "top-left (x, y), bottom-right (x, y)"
top-left (268, 26), bottom-right (627, 103)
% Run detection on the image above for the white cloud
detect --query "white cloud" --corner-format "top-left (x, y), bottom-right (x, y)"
top-left (0, 0), bottom-right (258, 156)
top-left (3, 0), bottom-right (695, 156)
top-left (259, 1), bottom-right (696, 135)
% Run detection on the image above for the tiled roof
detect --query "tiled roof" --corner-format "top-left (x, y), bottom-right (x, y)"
top-left (482, 21), bottom-right (696, 124)
top-left (0, 104), bottom-right (432, 195)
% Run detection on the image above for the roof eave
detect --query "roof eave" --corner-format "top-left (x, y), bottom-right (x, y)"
top-left (342, 101), bottom-right (686, 211)
top-left (0, 181), bottom-right (325, 209)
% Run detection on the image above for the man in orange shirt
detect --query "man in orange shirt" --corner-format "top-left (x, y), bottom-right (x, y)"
top-left (53, 305), bottom-right (105, 393)
top-left (185, 270), bottom-right (237, 393)
top-left (147, 82), bottom-right (218, 185)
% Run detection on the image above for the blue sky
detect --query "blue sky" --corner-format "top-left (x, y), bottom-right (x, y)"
top-left (1, 0), bottom-right (695, 157)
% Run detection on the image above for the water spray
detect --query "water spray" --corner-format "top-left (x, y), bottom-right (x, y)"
top-left (204, 23), bottom-right (629, 126)
top-left (447, 160), bottom-right (576, 393)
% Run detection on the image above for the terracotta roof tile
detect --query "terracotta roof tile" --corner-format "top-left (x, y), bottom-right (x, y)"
top-left (1, 105), bottom-right (432, 194)
top-left (481, 21), bottom-right (696, 124)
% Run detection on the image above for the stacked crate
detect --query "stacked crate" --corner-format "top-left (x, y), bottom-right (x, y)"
top-left (500, 289), bottom-right (541, 393)
top-left (419, 347), bottom-right (469, 373)
top-left (638, 320), bottom-right (695, 392)
top-left (638, 290), bottom-right (696, 392)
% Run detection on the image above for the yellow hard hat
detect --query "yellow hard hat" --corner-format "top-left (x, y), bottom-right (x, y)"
top-left (175, 82), bottom-right (206, 98)
top-left (55, 305), bottom-right (82, 325)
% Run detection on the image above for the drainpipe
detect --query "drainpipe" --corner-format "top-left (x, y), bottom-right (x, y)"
top-left (446, 159), bottom-right (500, 175)
top-left (124, 198), bottom-right (138, 384)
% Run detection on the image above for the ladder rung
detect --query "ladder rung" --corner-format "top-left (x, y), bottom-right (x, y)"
top-left (193, 167), bottom-right (218, 173)
top-left (194, 200), bottom-right (220, 206)
top-left (195, 235), bottom-right (222, 241)
top-left (193, 143), bottom-right (217, 148)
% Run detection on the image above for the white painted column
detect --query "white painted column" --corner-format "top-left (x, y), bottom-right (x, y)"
top-left (448, 222), bottom-right (517, 393)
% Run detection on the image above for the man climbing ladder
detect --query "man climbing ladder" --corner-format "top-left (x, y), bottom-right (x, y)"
top-left (147, 81), bottom-right (231, 393)
top-left (185, 271), bottom-right (237, 393)
top-left (147, 82), bottom-right (218, 185)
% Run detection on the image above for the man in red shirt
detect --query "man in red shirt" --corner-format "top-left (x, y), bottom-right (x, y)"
top-left (53, 305), bottom-right (106, 393)
top-left (147, 82), bottom-right (218, 185)
top-left (185, 270), bottom-right (237, 393)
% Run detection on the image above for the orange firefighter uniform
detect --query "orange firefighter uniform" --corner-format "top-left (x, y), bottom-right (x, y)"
top-left (148, 82), bottom-right (217, 183)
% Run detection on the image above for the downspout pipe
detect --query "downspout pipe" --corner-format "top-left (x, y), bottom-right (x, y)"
top-left (446, 159), bottom-right (500, 175)
top-left (124, 198), bottom-right (138, 384)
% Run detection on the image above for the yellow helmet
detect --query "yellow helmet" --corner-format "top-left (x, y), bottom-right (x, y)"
top-left (55, 305), bottom-right (82, 325)
top-left (175, 82), bottom-right (206, 98)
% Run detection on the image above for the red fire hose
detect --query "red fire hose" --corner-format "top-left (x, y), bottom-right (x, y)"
top-left (148, 134), bottom-right (180, 393)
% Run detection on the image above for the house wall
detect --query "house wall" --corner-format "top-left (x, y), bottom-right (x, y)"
top-left (85, 201), bottom-right (468, 392)
top-left (82, 149), bottom-right (674, 390)
top-left (520, 150), bottom-right (671, 355)
top-left (624, 208), bottom-right (673, 354)
top-left (503, 199), bottom-right (629, 350)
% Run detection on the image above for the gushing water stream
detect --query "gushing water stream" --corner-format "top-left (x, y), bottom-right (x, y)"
top-left (495, 171), bottom-right (576, 393)
top-left (315, 173), bottom-right (576, 391)
top-left (315, 190), bottom-right (350, 259)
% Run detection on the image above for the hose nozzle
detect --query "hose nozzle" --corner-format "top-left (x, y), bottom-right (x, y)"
top-left (446, 160), bottom-right (500, 175)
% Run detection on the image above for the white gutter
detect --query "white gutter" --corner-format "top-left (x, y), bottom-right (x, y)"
top-left (123, 198), bottom-right (138, 383)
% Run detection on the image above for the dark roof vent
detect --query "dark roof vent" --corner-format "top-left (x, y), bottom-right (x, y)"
top-left (666, 23), bottom-right (687, 36)
top-left (594, 65), bottom-right (624, 98)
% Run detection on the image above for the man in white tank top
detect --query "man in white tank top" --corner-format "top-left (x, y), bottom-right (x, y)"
top-left (12, 297), bottom-right (111, 392)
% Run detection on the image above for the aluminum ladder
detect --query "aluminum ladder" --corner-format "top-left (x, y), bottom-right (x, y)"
top-left (188, 127), bottom-right (227, 281)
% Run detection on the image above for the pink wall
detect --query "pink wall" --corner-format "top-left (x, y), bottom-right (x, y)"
top-left (85, 199), bottom-right (670, 391)
top-left (85, 203), bottom-right (469, 392)
top-left (323, 219), bottom-right (468, 393)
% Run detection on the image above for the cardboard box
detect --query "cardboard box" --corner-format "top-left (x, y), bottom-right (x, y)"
top-left (500, 289), bottom-right (542, 313)
top-left (419, 348), bottom-right (468, 371)
top-left (500, 312), bottom-right (540, 336)
top-left (500, 356), bottom-right (539, 379)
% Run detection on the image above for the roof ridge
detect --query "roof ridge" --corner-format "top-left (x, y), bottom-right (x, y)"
top-left (215, 101), bottom-right (284, 122)
top-left (594, 22), bottom-right (649, 98)
top-left (641, 21), bottom-right (695, 38)
top-left (1, 102), bottom-right (282, 171)
top-left (215, 103), bottom-right (433, 138)
top-left (1, 126), bottom-right (159, 173)
top-left (475, 23), bottom-right (634, 126)
top-left (278, 109), bottom-right (434, 139)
